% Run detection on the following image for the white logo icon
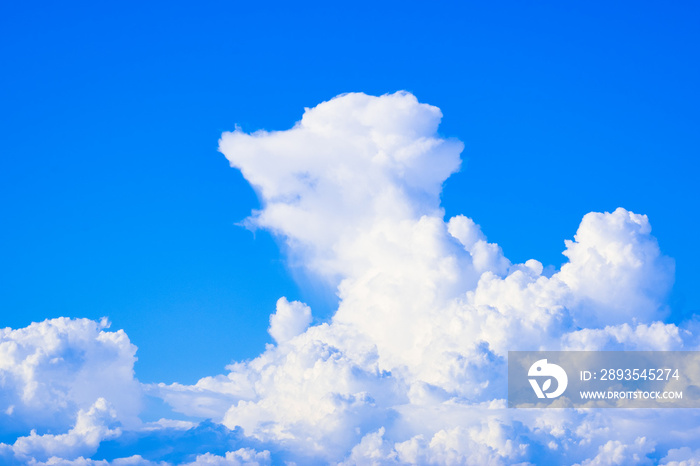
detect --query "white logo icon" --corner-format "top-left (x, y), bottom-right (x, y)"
top-left (528, 359), bottom-right (568, 399)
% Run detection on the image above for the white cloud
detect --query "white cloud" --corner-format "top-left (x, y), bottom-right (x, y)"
top-left (0, 318), bottom-right (142, 437)
top-left (447, 215), bottom-right (510, 277)
top-left (219, 91), bottom-right (463, 285)
top-left (662, 447), bottom-right (700, 465)
top-left (575, 437), bottom-right (655, 466)
top-left (216, 92), bottom-right (688, 462)
top-left (340, 427), bottom-right (398, 465)
top-left (562, 322), bottom-right (684, 350)
top-left (393, 422), bottom-right (528, 466)
top-left (3, 398), bottom-right (121, 463)
top-left (219, 324), bottom-right (398, 461)
top-left (339, 419), bottom-right (529, 465)
top-left (558, 208), bottom-right (675, 328)
top-left (3, 92), bottom-right (697, 464)
top-left (182, 448), bottom-right (270, 466)
top-left (20, 456), bottom-right (164, 466)
top-left (268, 297), bottom-right (312, 345)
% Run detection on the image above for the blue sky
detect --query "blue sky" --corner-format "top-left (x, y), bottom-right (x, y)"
top-left (2, 1), bottom-right (699, 385)
top-left (2, 4), bottom-right (700, 463)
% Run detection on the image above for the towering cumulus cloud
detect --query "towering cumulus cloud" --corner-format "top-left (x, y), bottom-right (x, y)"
top-left (2, 92), bottom-right (698, 464)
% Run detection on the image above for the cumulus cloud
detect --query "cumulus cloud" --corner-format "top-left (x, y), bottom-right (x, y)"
top-left (575, 437), bottom-right (655, 465)
top-left (662, 447), bottom-right (700, 465)
top-left (341, 420), bottom-right (529, 465)
top-left (558, 208), bottom-right (675, 327)
top-left (17, 456), bottom-right (163, 466)
top-left (268, 297), bottom-right (312, 344)
top-left (182, 448), bottom-right (270, 466)
top-left (217, 92), bottom-right (689, 462)
top-left (219, 91), bottom-right (463, 285)
top-left (2, 92), bottom-right (697, 464)
top-left (1, 398), bottom-right (121, 463)
top-left (447, 215), bottom-right (510, 277)
top-left (562, 322), bottom-right (684, 351)
top-left (0, 318), bottom-right (141, 438)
